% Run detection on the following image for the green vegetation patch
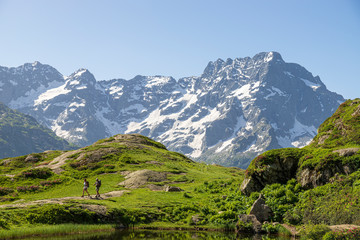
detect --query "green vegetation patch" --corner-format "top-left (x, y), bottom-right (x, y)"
top-left (310, 99), bottom-right (360, 148)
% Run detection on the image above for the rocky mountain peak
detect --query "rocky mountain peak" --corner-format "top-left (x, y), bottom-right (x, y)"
top-left (0, 52), bottom-right (345, 168)
top-left (66, 69), bottom-right (96, 88)
top-left (253, 51), bottom-right (284, 63)
top-left (32, 61), bottom-right (41, 67)
top-left (18, 61), bottom-right (60, 75)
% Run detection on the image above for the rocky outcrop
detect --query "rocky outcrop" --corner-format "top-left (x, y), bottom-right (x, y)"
top-left (242, 99), bottom-right (360, 195)
top-left (333, 148), bottom-right (359, 157)
top-left (249, 195), bottom-right (273, 223)
top-left (241, 148), bottom-right (304, 196)
top-left (298, 163), bottom-right (358, 189)
top-left (240, 178), bottom-right (263, 196)
top-left (164, 185), bottom-right (183, 192)
top-left (119, 169), bottom-right (168, 189)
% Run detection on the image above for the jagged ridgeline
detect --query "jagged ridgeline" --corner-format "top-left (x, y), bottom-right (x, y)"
top-left (0, 52), bottom-right (344, 168)
top-left (0, 102), bottom-right (75, 158)
top-left (241, 99), bottom-right (360, 195)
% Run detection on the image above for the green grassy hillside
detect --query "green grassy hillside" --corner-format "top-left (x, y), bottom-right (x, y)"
top-left (0, 134), bottom-right (251, 234)
top-left (1, 100), bottom-right (360, 239)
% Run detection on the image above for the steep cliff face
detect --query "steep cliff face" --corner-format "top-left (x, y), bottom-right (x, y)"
top-left (241, 99), bottom-right (360, 195)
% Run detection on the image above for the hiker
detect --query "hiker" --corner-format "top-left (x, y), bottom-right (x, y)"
top-left (94, 178), bottom-right (101, 198)
top-left (82, 178), bottom-right (90, 197)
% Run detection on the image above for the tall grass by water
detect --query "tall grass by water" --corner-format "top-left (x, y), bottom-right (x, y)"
top-left (0, 224), bottom-right (115, 239)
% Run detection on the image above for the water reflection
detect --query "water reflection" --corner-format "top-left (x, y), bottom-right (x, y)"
top-left (23, 229), bottom-right (292, 240)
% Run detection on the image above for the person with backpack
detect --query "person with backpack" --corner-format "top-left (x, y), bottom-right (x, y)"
top-left (82, 178), bottom-right (90, 197)
top-left (94, 178), bottom-right (101, 198)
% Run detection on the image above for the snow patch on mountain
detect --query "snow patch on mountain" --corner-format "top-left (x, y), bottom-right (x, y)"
top-left (10, 80), bottom-right (64, 109)
top-left (301, 78), bottom-right (321, 90)
top-left (34, 83), bottom-right (70, 106)
top-left (145, 76), bottom-right (172, 87)
top-left (277, 118), bottom-right (317, 148)
top-left (95, 107), bottom-right (126, 135)
top-left (74, 69), bottom-right (87, 77)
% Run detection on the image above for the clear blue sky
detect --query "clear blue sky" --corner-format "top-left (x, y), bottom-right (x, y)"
top-left (0, 0), bottom-right (359, 99)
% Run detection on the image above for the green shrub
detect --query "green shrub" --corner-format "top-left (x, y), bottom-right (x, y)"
top-left (323, 227), bottom-right (360, 240)
top-left (25, 205), bottom-right (97, 224)
top-left (18, 167), bottom-right (52, 179)
top-left (261, 179), bottom-right (302, 222)
top-left (209, 210), bottom-right (237, 225)
top-left (294, 176), bottom-right (360, 225)
top-left (0, 218), bottom-right (9, 229)
top-left (262, 223), bottom-right (278, 233)
top-left (236, 220), bottom-right (253, 233)
top-left (183, 192), bottom-right (192, 198)
top-left (39, 179), bottom-right (63, 187)
top-left (0, 176), bottom-right (10, 185)
top-left (0, 187), bottom-right (14, 196)
top-left (17, 185), bottom-right (40, 193)
top-left (299, 223), bottom-right (331, 240)
top-left (103, 164), bottom-right (115, 169)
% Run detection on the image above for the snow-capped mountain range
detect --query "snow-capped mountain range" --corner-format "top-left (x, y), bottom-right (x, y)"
top-left (0, 52), bottom-right (344, 168)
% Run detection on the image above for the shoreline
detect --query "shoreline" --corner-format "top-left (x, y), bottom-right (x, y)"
top-left (0, 224), bottom-right (253, 239)
top-left (1, 222), bottom-right (360, 239)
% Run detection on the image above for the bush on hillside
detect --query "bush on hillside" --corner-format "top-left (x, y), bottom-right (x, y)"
top-left (323, 227), bottom-right (360, 240)
top-left (25, 205), bottom-right (97, 224)
top-left (0, 187), bottom-right (14, 196)
top-left (18, 167), bottom-right (52, 179)
top-left (299, 223), bottom-right (331, 240)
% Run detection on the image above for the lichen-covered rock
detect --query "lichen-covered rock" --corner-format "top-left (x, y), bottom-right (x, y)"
top-left (119, 169), bottom-right (168, 189)
top-left (333, 148), bottom-right (359, 157)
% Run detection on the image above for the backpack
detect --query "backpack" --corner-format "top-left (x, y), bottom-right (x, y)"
top-left (85, 181), bottom-right (89, 187)
top-left (97, 180), bottom-right (101, 187)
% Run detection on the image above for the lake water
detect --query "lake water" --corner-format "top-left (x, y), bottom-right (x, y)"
top-left (23, 229), bottom-right (293, 240)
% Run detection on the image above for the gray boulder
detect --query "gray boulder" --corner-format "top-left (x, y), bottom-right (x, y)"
top-left (164, 185), bottom-right (183, 192)
top-left (249, 194), bottom-right (273, 223)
